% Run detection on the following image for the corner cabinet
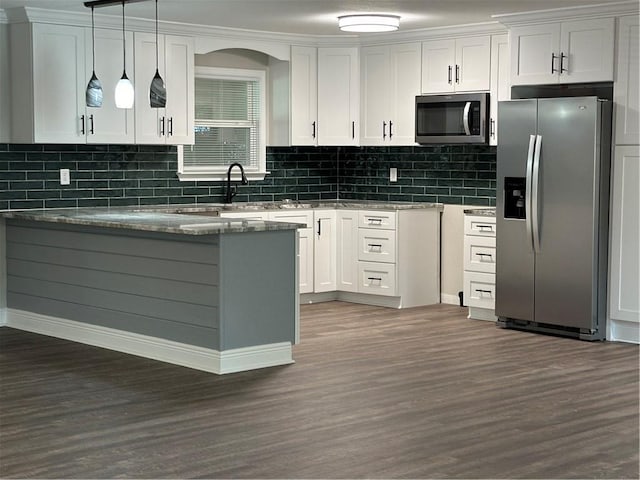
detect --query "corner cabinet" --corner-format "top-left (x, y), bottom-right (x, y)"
top-left (421, 36), bottom-right (490, 94)
top-left (360, 43), bottom-right (421, 146)
top-left (134, 33), bottom-right (194, 145)
top-left (9, 23), bottom-right (134, 144)
top-left (509, 18), bottom-right (614, 86)
top-left (614, 15), bottom-right (640, 145)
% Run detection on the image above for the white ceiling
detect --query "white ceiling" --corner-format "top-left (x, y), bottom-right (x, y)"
top-left (0, 0), bottom-right (630, 35)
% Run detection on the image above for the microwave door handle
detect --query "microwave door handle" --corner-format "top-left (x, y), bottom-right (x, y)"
top-left (463, 102), bottom-right (471, 136)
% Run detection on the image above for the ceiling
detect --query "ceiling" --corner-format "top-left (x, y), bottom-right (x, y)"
top-left (0, 0), bottom-right (629, 35)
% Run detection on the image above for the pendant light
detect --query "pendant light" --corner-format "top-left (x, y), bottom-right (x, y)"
top-left (86, 6), bottom-right (103, 107)
top-left (149, 0), bottom-right (166, 108)
top-left (115, 0), bottom-right (134, 109)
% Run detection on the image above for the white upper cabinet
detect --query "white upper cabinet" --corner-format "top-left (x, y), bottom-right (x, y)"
top-left (317, 47), bottom-right (359, 146)
top-left (134, 33), bottom-right (194, 145)
top-left (421, 36), bottom-right (490, 93)
top-left (290, 46), bottom-right (318, 146)
top-left (360, 43), bottom-right (421, 146)
top-left (614, 15), bottom-right (640, 145)
top-left (510, 18), bottom-right (614, 86)
top-left (489, 34), bottom-right (510, 146)
top-left (10, 23), bottom-right (86, 143)
top-left (87, 27), bottom-right (135, 144)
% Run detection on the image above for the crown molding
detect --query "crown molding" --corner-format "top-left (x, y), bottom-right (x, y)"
top-left (493, 0), bottom-right (640, 27)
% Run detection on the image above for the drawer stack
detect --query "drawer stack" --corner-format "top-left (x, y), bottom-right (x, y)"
top-left (463, 214), bottom-right (497, 321)
top-left (357, 210), bottom-right (397, 296)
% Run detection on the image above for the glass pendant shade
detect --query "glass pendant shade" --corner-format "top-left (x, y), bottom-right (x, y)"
top-left (150, 0), bottom-right (166, 108)
top-left (86, 6), bottom-right (103, 107)
top-left (115, 0), bottom-right (134, 109)
top-left (86, 71), bottom-right (103, 107)
top-left (115, 72), bottom-right (135, 109)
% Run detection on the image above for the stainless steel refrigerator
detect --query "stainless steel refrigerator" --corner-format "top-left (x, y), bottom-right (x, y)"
top-left (496, 96), bottom-right (612, 340)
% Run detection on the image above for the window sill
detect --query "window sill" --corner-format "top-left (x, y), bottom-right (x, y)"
top-left (177, 171), bottom-right (270, 182)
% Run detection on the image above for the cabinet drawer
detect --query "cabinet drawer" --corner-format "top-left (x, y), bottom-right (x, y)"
top-left (464, 235), bottom-right (496, 273)
top-left (358, 210), bottom-right (396, 229)
top-left (464, 215), bottom-right (496, 236)
top-left (464, 271), bottom-right (496, 309)
top-left (358, 261), bottom-right (397, 296)
top-left (220, 211), bottom-right (269, 221)
top-left (358, 228), bottom-right (396, 263)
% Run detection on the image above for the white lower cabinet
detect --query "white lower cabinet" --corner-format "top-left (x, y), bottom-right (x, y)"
top-left (463, 214), bottom-right (497, 321)
top-left (358, 262), bottom-right (397, 296)
top-left (336, 210), bottom-right (359, 292)
top-left (313, 210), bottom-right (337, 293)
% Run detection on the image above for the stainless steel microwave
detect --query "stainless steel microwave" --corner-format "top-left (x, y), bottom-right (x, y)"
top-left (415, 93), bottom-right (489, 144)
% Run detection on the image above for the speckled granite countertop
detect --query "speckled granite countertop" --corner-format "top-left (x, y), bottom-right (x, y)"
top-left (463, 208), bottom-right (496, 217)
top-left (0, 208), bottom-right (301, 236)
top-left (0, 200), bottom-right (443, 236)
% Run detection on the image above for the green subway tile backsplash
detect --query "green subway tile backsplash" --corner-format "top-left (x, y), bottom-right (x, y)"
top-left (0, 143), bottom-right (495, 210)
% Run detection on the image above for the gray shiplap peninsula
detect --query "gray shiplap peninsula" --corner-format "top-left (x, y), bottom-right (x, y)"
top-left (0, 208), bottom-right (301, 374)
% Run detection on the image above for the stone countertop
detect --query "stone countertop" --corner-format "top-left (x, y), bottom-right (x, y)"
top-left (0, 208), bottom-right (302, 236)
top-left (136, 199), bottom-right (445, 214)
top-left (463, 208), bottom-right (496, 217)
top-left (0, 200), bottom-right (444, 235)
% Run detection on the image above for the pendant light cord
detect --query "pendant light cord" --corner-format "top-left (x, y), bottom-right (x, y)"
top-left (121, 0), bottom-right (126, 75)
top-left (91, 6), bottom-right (96, 71)
top-left (155, 0), bottom-right (159, 70)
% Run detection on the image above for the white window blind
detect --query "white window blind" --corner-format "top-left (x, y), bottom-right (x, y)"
top-left (177, 67), bottom-right (267, 181)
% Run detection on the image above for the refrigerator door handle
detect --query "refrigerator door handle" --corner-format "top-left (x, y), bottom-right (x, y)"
top-left (463, 102), bottom-right (471, 136)
top-left (525, 135), bottom-right (536, 251)
top-left (531, 134), bottom-right (542, 253)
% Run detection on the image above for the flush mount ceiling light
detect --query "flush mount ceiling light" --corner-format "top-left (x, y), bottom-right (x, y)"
top-left (338, 14), bottom-right (400, 33)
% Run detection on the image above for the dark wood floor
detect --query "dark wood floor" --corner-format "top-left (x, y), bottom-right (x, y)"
top-left (1, 302), bottom-right (638, 479)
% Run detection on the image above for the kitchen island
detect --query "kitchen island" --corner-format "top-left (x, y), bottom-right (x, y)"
top-left (0, 208), bottom-right (301, 374)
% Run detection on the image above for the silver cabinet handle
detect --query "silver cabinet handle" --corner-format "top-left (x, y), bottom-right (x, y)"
top-left (490, 118), bottom-right (495, 138)
top-left (477, 224), bottom-right (494, 231)
top-left (551, 53), bottom-right (558, 73)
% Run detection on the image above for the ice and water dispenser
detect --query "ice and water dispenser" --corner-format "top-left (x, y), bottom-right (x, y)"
top-left (504, 177), bottom-right (526, 219)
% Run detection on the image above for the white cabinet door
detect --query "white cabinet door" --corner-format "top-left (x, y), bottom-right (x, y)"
top-left (164, 35), bottom-right (194, 145)
top-left (360, 43), bottom-right (420, 146)
top-left (609, 146), bottom-right (640, 324)
top-left (614, 15), bottom-right (640, 145)
top-left (455, 36), bottom-right (491, 92)
top-left (388, 43), bottom-right (421, 145)
top-left (268, 210), bottom-right (314, 294)
top-left (290, 46), bottom-right (318, 146)
top-left (134, 32), bottom-right (164, 144)
top-left (87, 27), bottom-right (135, 144)
top-left (421, 39), bottom-right (455, 93)
top-left (134, 33), bottom-right (194, 145)
top-left (360, 45), bottom-right (389, 146)
top-left (317, 47), bottom-right (359, 146)
top-left (560, 18), bottom-right (614, 83)
top-left (489, 34), bottom-right (510, 146)
top-left (336, 210), bottom-right (358, 293)
top-left (313, 210), bottom-right (337, 292)
top-left (510, 23), bottom-right (560, 86)
top-left (30, 24), bottom-right (86, 143)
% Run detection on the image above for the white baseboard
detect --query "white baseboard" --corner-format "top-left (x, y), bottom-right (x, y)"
top-left (467, 306), bottom-right (497, 322)
top-left (608, 319), bottom-right (640, 344)
top-left (441, 293), bottom-right (461, 306)
top-left (4, 309), bottom-right (293, 374)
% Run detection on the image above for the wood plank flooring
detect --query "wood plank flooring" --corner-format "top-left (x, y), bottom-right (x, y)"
top-left (1, 301), bottom-right (638, 479)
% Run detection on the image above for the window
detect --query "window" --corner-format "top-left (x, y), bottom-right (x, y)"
top-left (177, 67), bottom-right (268, 181)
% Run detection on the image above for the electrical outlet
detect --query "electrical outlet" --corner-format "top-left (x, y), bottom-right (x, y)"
top-left (60, 168), bottom-right (70, 185)
top-left (389, 167), bottom-right (397, 182)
